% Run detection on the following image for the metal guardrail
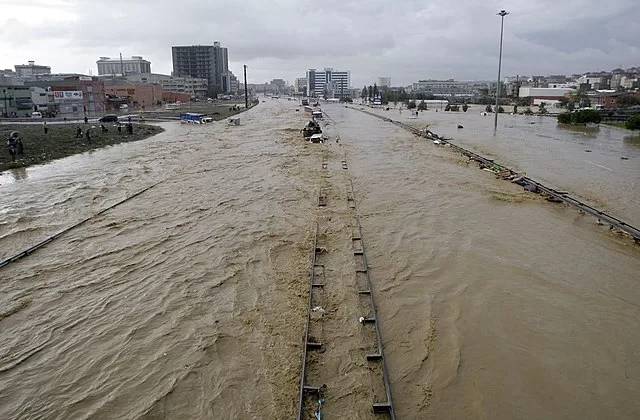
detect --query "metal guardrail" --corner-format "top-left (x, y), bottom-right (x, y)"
top-left (0, 182), bottom-right (160, 269)
top-left (353, 106), bottom-right (640, 244)
top-left (297, 221), bottom-right (326, 420)
top-left (349, 179), bottom-right (396, 419)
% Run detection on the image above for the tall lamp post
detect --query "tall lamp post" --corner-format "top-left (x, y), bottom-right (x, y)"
top-left (494, 9), bottom-right (509, 131)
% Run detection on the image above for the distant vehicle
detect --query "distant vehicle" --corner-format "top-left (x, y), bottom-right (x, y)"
top-left (312, 110), bottom-right (323, 119)
top-left (98, 114), bottom-right (119, 123)
top-left (119, 104), bottom-right (129, 110)
top-left (301, 98), bottom-right (309, 106)
top-left (31, 112), bottom-right (43, 118)
top-left (180, 112), bottom-right (212, 124)
top-left (164, 103), bottom-right (180, 110)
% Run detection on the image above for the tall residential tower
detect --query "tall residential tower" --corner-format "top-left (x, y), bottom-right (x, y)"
top-left (171, 42), bottom-right (230, 94)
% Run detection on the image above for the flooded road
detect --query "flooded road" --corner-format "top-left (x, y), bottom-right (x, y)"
top-left (1, 100), bottom-right (639, 419)
top-left (361, 105), bottom-right (640, 226)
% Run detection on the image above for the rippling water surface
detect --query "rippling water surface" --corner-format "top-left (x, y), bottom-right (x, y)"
top-left (1, 101), bottom-right (638, 419)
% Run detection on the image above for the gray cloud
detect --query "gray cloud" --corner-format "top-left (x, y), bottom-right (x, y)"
top-left (0, 0), bottom-right (638, 86)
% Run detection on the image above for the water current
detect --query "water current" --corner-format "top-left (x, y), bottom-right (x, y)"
top-left (1, 101), bottom-right (639, 419)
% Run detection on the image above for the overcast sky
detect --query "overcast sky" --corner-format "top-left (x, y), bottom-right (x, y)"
top-left (1, 0), bottom-right (638, 87)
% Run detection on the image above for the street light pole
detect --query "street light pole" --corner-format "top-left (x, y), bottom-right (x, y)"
top-left (494, 9), bottom-right (509, 131)
top-left (243, 65), bottom-right (248, 109)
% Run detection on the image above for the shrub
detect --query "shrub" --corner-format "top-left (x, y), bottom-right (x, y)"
top-left (462, 104), bottom-right (469, 112)
top-left (406, 101), bottom-right (416, 109)
top-left (485, 105), bottom-right (493, 113)
top-left (523, 108), bottom-right (534, 115)
top-left (445, 104), bottom-right (451, 111)
top-left (557, 109), bottom-right (601, 125)
top-left (557, 112), bottom-right (572, 124)
top-left (497, 106), bottom-right (505, 113)
top-left (626, 114), bottom-right (640, 130)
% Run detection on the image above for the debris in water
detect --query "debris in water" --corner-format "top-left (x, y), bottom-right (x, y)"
top-left (312, 306), bottom-right (325, 313)
top-left (359, 316), bottom-right (365, 323)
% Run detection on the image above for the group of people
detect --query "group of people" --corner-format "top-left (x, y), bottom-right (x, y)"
top-left (6, 132), bottom-right (24, 162)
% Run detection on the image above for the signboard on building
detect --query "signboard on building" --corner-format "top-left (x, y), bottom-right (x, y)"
top-left (53, 91), bottom-right (83, 102)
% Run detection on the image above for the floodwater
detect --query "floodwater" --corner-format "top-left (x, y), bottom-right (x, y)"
top-left (1, 100), bottom-right (639, 419)
top-left (363, 105), bottom-right (640, 226)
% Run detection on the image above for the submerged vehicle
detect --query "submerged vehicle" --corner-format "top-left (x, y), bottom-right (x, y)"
top-left (302, 120), bottom-right (322, 138)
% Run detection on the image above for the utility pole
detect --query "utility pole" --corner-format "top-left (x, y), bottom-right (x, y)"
top-left (494, 9), bottom-right (509, 131)
top-left (244, 65), bottom-right (248, 109)
top-left (120, 52), bottom-right (124, 76)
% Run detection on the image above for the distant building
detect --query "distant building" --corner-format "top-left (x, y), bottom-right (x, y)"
top-left (294, 77), bottom-right (307, 95)
top-left (577, 73), bottom-right (611, 90)
top-left (229, 72), bottom-right (239, 95)
top-left (411, 79), bottom-right (473, 97)
top-left (378, 77), bottom-right (391, 87)
top-left (306, 68), bottom-right (351, 98)
top-left (123, 73), bottom-right (208, 99)
top-left (0, 85), bottom-right (32, 116)
top-left (15, 61), bottom-right (51, 78)
top-left (172, 43), bottom-right (230, 93)
top-left (97, 56), bottom-right (151, 76)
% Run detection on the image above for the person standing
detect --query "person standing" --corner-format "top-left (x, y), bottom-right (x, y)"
top-left (43, 122), bottom-right (49, 136)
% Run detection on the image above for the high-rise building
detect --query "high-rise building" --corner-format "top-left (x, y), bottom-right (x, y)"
top-left (378, 77), bottom-right (391, 87)
top-left (171, 42), bottom-right (230, 94)
top-left (96, 56), bottom-right (151, 76)
top-left (306, 68), bottom-right (350, 98)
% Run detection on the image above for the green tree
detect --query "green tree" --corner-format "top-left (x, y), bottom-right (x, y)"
top-left (625, 114), bottom-right (640, 130)
top-left (485, 105), bottom-right (493, 113)
top-left (406, 101), bottom-right (416, 109)
top-left (523, 107), bottom-right (534, 115)
top-left (517, 96), bottom-right (533, 106)
top-left (373, 83), bottom-right (378, 98)
top-left (497, 106), bottom-right (505, 113)
top-left (361, 86), bottom-right (367, 99)
top-left (462, 104), bottom-right (469, 112)
top-left (616, 95), bottom-right (640, 108)
top-left (557, 109), bottom-right (601, 125)
top-left (445, 104), bottom-right (451, 111)
top-left (417, 100), bottom-right (428, 110)
top-left (367, 85), bottom-right (373, 99)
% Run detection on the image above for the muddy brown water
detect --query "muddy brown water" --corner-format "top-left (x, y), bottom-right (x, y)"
top-left (1, 101), bottom-right (639, 419)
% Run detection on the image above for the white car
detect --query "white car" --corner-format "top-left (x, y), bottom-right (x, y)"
top-left (31, 112), bottom-right (43, 118)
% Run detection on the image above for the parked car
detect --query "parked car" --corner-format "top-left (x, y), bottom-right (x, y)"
top-left (119, 104), bottom-right (129, 110)
top-left (31, 112), bottom-right (43, 119)
top-left (98, 114), bottom-right (119, 123)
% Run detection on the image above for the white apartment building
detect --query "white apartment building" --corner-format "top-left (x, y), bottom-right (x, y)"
top-left (411, 79), bottom-right (473, 96)
top-left (306, 68), bottom-right (351, 98)
top-left (97, 56), bottom-right (151, 76)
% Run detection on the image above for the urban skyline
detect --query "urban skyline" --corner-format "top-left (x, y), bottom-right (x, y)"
top-left (1, 0), bottom-right (639, 87)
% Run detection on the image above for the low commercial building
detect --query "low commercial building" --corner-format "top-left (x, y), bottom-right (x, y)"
top-left (104, 80), bottom-right (164, 109)
top-left (0, 85), bottom-right (32, 117)
top-left (26, 76), bottom-right (107, 117)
